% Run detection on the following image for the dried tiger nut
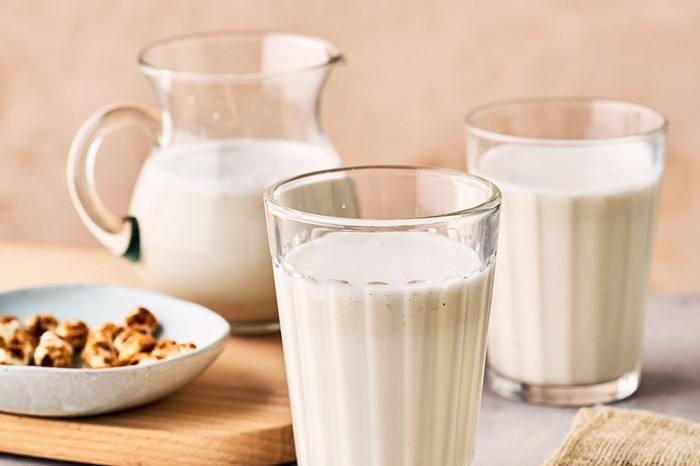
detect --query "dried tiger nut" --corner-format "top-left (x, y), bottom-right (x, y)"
top-left (151, 339), bottom-right (196, 360)
top-left (81, 337), bottom-right (120, 369)
top-left (33, 331), bottom-right (73, 368)
top-left (0, 329), bottom-right (36, 366)
top-left (127, 352), bottom-right (157, 366)
top-left (122, 307), bottom-right (158, 333)
top-left (55, 320), bottom-right (89, 350)
top-left (23, 313), bottom-right (58, 338)
top-left (114, 326), bottom-right (156, 363)
top-left (152, 338), bottom-right (177, 351)
top-left (0, 316), bottom-right (25, 341)
top-left (88, 322), bottom-right (121, 341)
top-left (0, 347), bottom-right (22, 365)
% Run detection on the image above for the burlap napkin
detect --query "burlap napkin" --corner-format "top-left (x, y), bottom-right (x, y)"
top-left (544, 407), bottom-right (700, 466)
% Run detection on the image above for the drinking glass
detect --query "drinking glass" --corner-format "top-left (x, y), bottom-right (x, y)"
top-left (265, 166), bottom-right (501, 466)
top-left (466, 98), bottom-right (667, 406)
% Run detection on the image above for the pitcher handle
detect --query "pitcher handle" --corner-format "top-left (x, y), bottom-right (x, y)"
top-left (67, 103), bottom-right (161, 262)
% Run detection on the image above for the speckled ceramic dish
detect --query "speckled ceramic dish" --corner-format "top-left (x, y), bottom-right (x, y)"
top-left (0, 284), bottom-right (230, 417)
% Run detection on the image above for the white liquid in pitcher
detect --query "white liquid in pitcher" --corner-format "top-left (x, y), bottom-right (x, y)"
top-left (274, 231), bottom-right (495, 466)
top-left (473, 143), bottom-right (661, 385)
top-left (129, 139), bottom-right (338, 324)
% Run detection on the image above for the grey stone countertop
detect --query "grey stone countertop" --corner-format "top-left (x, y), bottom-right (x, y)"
top-left (473, 294), bottom-right (700, 465)
top-left (1, 294), bottom-right (698, 466)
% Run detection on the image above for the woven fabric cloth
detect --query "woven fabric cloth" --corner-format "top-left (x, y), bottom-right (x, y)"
top-left (544, 407), bottom-right (700, 466)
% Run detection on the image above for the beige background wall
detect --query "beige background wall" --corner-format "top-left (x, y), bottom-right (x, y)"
top-left (1, 0), bottom-right (699, 291)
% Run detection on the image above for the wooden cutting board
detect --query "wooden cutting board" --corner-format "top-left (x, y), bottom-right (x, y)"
top-left (0, 335), bottom-right (295, 466)
top-left (0, 242), bottom-right (295, 466)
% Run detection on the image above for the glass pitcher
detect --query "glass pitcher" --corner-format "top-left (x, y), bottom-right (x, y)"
top-left (68, 32), bottom-right (343, 333)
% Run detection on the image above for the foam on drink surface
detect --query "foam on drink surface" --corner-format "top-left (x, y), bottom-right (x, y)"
top-left (476, 142), bottom-right (661, 194)
top-left (141, 138), bottom-right (338, 194)
top-left (283, 231), bottom-right (485, 285)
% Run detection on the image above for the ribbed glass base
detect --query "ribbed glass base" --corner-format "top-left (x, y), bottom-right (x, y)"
top-left (487, 366), bottom-right (640, 407)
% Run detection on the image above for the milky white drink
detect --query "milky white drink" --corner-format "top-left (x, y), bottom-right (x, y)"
top-left (274, 231), bottom-right (495, 466)
top-left (473, 143), bottom-right (661, 386)
top-left (129, 139), bottom-right (338, 324)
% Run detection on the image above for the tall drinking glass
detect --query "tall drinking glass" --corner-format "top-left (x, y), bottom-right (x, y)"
top-left (265, 166), bottom-right (501, 466)
top-left (466, 98), bottom-right (667, 406)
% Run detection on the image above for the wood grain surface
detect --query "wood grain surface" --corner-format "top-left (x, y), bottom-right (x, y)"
top-left (0, 242), bottom-right (295, 466)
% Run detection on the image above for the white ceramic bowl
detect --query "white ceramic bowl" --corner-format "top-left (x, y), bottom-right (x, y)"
top-left (0, 284), bottom-right (230, 417)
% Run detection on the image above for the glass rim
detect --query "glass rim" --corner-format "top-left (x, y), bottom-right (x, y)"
top-left (465, 97), bottom-right (668, 146)
top-left (264, 165), bottom-right (502, 229)
top-left (138, 30), bottom-right (343, 82)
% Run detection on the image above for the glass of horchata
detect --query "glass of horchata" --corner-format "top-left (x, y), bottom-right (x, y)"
top-left (467, 98), bottom-right (666, 406)
top-left (265, 166), bottom-right (501, 466)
